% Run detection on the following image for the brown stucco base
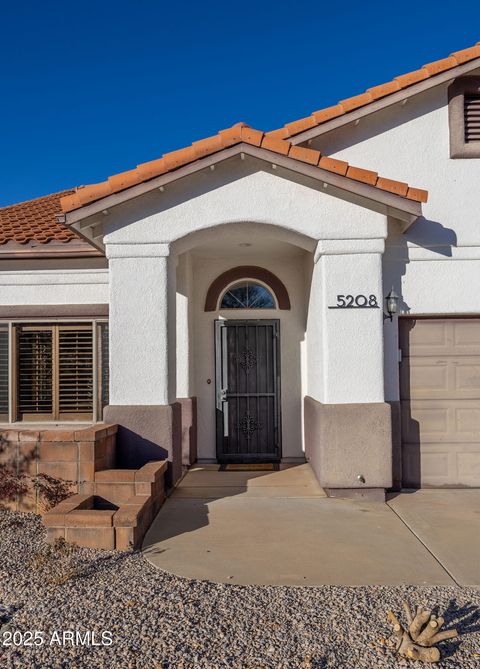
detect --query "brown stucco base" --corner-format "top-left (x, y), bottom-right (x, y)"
top-left (304, 396), bottom-right (393, 492)
top-left (103, 404), bottom-right (182, 487)
top-left (176, 397), bottom-right (197, 466)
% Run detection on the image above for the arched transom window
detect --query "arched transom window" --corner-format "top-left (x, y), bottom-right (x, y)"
top-left (220, 281), bottom-right (275, 309)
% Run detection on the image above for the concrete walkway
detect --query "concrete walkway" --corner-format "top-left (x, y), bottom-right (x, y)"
top-left (142, 464), bottom-right (479, 586)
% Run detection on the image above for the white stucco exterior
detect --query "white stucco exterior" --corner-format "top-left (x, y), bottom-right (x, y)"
top-left (0, 267), bottom-right (108, 305)
top-left (2, 67), bottom-right (479, 488)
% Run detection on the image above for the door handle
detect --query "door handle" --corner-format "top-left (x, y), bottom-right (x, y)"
top-left (219, 388), bottom-right (228, 401)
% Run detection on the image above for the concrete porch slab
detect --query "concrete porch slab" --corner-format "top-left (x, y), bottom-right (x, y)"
top-left (178, 463), bottom-right (322, 490)
top-left (143, 465), bottom-right (456, 586)
top-left (387, 489), bottom-right (480, 586)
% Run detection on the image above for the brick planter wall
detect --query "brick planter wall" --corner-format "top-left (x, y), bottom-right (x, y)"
top-left (0, 425), bottom-right (117, 513)
top-left (44, 460), bottom-right (167, 550)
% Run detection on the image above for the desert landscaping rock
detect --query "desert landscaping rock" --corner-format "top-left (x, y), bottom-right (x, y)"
top-left (0, 510), bottom-right (479, 668)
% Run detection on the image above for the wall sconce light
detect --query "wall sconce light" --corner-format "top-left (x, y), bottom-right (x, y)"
top-left (384, 287), bottom-right (399, 321)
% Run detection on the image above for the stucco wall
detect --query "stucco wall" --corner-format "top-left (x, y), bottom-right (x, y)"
top-left (0, 267), bottom-right (108, 305)
top-left (102, 162), bottom-right (388, 247)
top-left (311, 81), bottom-right (480, 401)
top-left (191, 252), bottom-right (308, 462)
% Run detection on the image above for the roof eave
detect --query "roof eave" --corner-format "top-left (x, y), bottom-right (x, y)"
top-left (290, 57), bottom-right (480, 145)
top-left (59, 143), bottom-right (422, 235)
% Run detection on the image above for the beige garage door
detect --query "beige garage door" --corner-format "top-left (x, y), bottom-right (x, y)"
top-left (400, 318), bottom-right (480, 487)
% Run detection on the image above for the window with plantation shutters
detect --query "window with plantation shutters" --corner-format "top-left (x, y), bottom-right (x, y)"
top-left (464, 95), bottom-right (480, 143)
top-left (16, 324), bottom-right (94, 420)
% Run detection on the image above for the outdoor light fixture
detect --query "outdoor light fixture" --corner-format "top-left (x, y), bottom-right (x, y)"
top-left (384, 287), bottom-right (399, 321)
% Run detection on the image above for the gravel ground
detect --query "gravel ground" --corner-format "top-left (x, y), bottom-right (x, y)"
top-left (0, 510), bottom-right (479, 669)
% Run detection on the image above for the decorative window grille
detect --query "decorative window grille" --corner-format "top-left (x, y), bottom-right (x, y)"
top-left (220, 282), bottom-right (275, 309)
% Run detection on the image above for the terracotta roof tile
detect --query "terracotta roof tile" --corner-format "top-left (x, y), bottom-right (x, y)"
top-left (270, 41), bottom-right (480, 139)
top-left (240, 126), bottom-right (264, 146)
top-left (108, 169), bottom-right (142, 193)
top-left (346, 166), bottom-right (378, 186)
top-left (288, 145), bottom-right (321, 166)
top-left (57, 122), bottom-right (427, 215)
top-left (451, 44), bottom-right (480, 64)
top-left (284, 116), bottom-right (318, 136)
top-left (376, 177), bottom-right (409, 197)
top-left (393, 68), bottom-right (429, 88)
top-left (339, 92), bottom-right (373, 113)
top-left (366, 80), bottom-right (401, 100)
top-left (422, 56), bottom-right (458, 76)
top-left (318, 155), bottom-right (349, 175)
top-left (260, 134), bottom-right (291, 155)
top-left (0, 190), bottom-right (87, 246)
top-left (311, 105), bottom-right (344, 124)
top-left (406, 187), bottom-right (428, 203)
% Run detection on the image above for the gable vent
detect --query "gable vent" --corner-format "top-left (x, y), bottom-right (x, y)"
top-left (464, 95), bottom-right (480, 142)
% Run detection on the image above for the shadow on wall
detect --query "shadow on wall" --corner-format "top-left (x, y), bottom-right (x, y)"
top-left (383, 216), bottom-right (457, 489)
top-left (104, 404), bottom-right (184, 489)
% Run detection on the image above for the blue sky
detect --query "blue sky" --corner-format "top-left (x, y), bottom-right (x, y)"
top-left (1, 1), bottom-right (479, 206)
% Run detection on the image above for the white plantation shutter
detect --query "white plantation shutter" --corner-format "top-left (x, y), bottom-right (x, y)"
top-left (464, 95), bottom-right (480, 142)
top-left (58, 326), bottom-right (93, 416)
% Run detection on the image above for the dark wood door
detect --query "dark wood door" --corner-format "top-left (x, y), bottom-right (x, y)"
top-left (215, 320), bottom-right (281, 462)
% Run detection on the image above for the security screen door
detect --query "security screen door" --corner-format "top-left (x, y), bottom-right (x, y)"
top-left (215, 320), bottom-right (281, 462)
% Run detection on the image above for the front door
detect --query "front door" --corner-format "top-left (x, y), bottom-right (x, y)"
top-left (215, 320), bottom-right (281, 462)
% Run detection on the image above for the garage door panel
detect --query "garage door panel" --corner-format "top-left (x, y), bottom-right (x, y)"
top-left (400, 319), bottom-right (480, 356)
top-left (453, 320), bottom-right (480, 352)
top-left (399, 320), bottom-right (449, 356)
top-left (402, 400), bottom-right (480, 443)
top-left (402, 442), bottom-right (480, 487)
top-left (401, 358), bottom-right (480, 400)
top-left (400, 318), bottom-right (480, 487)
top-left (455, 362), bottom-right (480, 394)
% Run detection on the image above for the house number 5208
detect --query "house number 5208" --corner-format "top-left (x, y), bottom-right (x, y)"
top-left (330, 294), bottom-right (379, 309)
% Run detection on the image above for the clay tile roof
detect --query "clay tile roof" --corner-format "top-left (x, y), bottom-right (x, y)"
top-left (60, 121), bottom-right (427, 214)
top-left (0, 189), bottom-right (86, 245)
top-left (269, 42), bottom-right (480, 140)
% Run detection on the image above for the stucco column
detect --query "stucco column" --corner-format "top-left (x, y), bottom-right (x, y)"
top-left (315, 238), bottom-right (385, 404)
top-left (305, 238), bottom-right (392, 497)
top-left (106, 242), bottom-right (176, 406)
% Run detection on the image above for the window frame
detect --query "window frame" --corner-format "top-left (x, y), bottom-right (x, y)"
top-left (448, 76), bottom-right (480, 158)
top-left (0, 318), bottom-right (108, 424)
top-left (218, 279), bottom-right (278, 311)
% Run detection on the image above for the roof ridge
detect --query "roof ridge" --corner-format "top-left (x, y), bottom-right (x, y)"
top-left (60, 121), bottom-right (428, 214)
top-left (267, 42), bottom-right (480, 140)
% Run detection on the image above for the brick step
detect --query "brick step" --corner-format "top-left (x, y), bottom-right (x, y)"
top-left (44, 460), bottom-right (169, 550)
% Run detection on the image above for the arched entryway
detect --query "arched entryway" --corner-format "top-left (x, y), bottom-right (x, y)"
top-left (173, 222), bottom-right (314, 464)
